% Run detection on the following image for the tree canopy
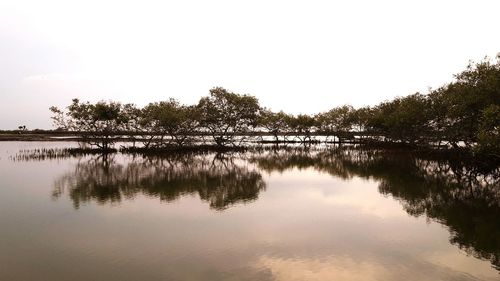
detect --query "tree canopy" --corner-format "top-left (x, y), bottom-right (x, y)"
top-left (197, 87), bottom-right (261, 146)
top-left (49, 56), bottom-right (500, 156)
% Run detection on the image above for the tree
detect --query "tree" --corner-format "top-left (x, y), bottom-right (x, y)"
top-left (143, 99), bottom-right (200, 146)
top-left (287, 114), bottom-right (317, 142)
top-left (351, 106), bottom-right (372, 132)
top-left (17, 125), bottom-right (27, 133)
top-left (476, 104), bottom-right (500, 157)
top-left (258, 109), bottom-right (292, 142)
top-left (317, 105), bottom-right (355, 133)
top-left (50, 99), bottom-right (130, 150)
top-left (444, 57), bottom-right (499, 146)
top-left (197, 87), bottom-right (261, 146)
top-left (120, 103), bottom-right (155, 147)
top-left (44, 55), bottom-right (499, 154)
top-left (317, 105), bottom-right (356, 142)
top-left (367, 94), bottom-right (431, 144)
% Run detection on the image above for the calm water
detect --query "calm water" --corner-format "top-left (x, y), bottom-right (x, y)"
top-left (0, 142), bottom-right (499, 281)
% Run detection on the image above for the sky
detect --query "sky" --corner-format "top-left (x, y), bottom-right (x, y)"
top-left (1, 0), bottom-right (499, 129)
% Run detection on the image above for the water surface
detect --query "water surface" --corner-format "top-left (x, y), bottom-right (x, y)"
top-left (1, 142), bottom-right (498, 281)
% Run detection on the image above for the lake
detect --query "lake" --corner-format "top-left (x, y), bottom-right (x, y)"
top-left (0, 142), bottom-right (498, 281)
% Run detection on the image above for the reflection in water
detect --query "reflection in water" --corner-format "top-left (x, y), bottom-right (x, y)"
top-left (52, 152), bottom-right (266, 210)
top-left (249, 147), bottom-right (500, 271)
top-left (16, 145), bottom-right (499, 273)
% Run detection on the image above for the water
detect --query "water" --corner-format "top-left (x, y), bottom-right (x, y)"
top-left (0, 142), bottom-right (499, 281)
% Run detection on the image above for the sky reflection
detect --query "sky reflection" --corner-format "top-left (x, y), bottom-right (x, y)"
top-left (0, 142), bottom-right (498, 280)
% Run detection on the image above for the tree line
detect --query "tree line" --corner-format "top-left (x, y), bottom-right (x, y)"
top-left (49, 56), bottom-right (500, 156)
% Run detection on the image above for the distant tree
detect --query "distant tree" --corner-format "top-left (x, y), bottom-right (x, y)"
top-left (367, 93), bottom-right (431, 144)
top-left (258, 109), bottom-right (292, 142)
top-left (444, 57), bottom-right (499, 146)
top-left (427, 86), bottom-right (451, 145)
top-left (120, 103), bottom-right (153, 147)
top-left (317, 105), bottom-right (356, 142)
top-left (197, 87), bottom-right (261, 146)
top-left (50, 99), bottom-right (130, 149)
top-left (476, 104), bottom-right (500, 157)
top-left (420, 56), bottom-right (500, 148)
top-left (317, 105), bottom-right (355, 133)
top-left (44, 55), bottom-right (499, 155)
top-left (143, 99), bottom-right (200, 147)
top-left (17, 125), bottom-right (27, 133)
top-left (351, 106), bottom-right (372, 132)
top-left (287, 114), bottom-right (317, 142)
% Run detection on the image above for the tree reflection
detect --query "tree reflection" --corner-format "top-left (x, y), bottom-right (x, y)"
top-left (249, 147), bottom-right (500, 270)
top-left (30, 145), bottom-right (500, 270)
top-left (52, 152), bottom-right (266, 210)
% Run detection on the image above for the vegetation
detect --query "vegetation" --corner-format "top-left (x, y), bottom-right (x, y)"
top-left (287, 114), bottom-right (317, 142)
top-left (50, 99), bottom-right (131, 150)
top-left (136, 99), bottom-right (199, 147)
top-left (17, 125), bottom-right (27, 132)
top-left (47, 56), bottom-right (500, 158)
top-left (258, 109), bottom-right (291, 142)
top-left (197, 87), bottom-right (261, 146)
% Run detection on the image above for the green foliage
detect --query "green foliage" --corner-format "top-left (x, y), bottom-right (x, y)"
top-left (476, 104), bottom-right (500, 156)
top-left (359, 56), bottom-right (499, 150)
top-left (143, 99), bottom-right (199, 146)
top-left (287, 114), bottom-right (317, 142)
top-left (197, 87), bottom-right (261, 146)
top-left (50, 99), bottom-right (130, 149)
top-left (48, 55), bottom-right (500, 156)
top-left (258, 109), bottom-right (292, 141)
top-left (317, 105), bottom-right (355, 134)
top-left (426, 57), bottom-right (500, 146)
top-left (368, 93), bottom-right (431, 143)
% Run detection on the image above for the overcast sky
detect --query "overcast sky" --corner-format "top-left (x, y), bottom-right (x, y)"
top-left (1, 0), bottom-right (499, 129)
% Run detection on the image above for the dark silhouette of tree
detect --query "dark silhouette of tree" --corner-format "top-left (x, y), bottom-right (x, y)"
top-left (287, 114), bottom-right (317, 142)
top-left (477, 104), bottom-right (500, 157)
top-left (17, 125), bottom-right (27, 134)
top-left (47, 55), bottom-right (500, 157)
top-left (197, 87), bottom-right (261, 147)
top-left (258, 109), bottom-right (292, 142)
top-left (140, 99), bottom-right (200, 147)
top-left (317, 105), bottom-right (355, 133)
top-left (424, 56), bottom-right (500, 148)
top-left (367, 93), bottom-right (431, 144)
top-left (50, 99), bottom-right (131, 149)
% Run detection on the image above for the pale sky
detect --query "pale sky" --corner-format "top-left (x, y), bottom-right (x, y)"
top-left (1, 0), bottom-right (499, 129)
